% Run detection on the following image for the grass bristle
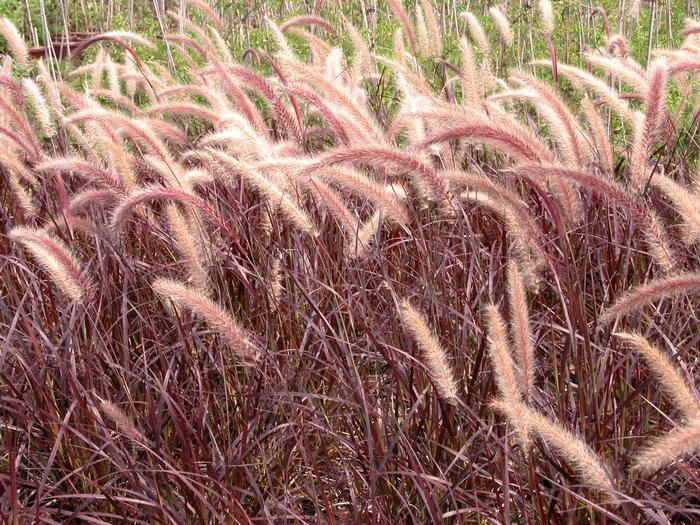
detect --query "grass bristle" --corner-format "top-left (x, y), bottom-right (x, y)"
top-left (2, 4), bottom-right (700, 523)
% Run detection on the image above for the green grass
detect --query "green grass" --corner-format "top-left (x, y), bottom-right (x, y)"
top-left (0, 1), bottom-right (690, 67)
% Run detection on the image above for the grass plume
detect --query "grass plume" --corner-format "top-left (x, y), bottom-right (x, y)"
top-left (399, 299), bottom-right (459, 404)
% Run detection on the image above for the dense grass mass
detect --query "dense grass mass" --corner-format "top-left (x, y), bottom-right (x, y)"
top-left (2, 0), bottom-right (700, 523)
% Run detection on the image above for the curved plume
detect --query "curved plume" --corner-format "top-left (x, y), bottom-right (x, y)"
top-left (314, 166), bottom-right (410, 226)
top-left (305, 145), bottom-right (453, 206)
top-left (584, 53), bottom-right (648, 95)
top-left (580, 97), bottom-right (614, 176)
top-left (10, 227), bottom-right (92, 304)
top-left (516, 163), bottom-right (677, 272)
top-left (485, 304), bottom-right (522, 403)
top-left (510, 70), bottom-right (586, 166)
top-left (632, 418), bottom-right (700, 474)
top-left (531, 60), bottom-right (632, 120)
top-left (615, 333), bottom-right (700, 420)
top-left (419, 0), bottom-right (441, 56)
top-left (493, 400), bottom-right (617, 496)
top-left (279, 15), bottom-right (335, 34)
top-left (652, 173), bottom-right (700, 245)
top-left (37, 157), bottom-right (127, 195)
top-left (22, 79), bottom-right (55, 137)
top-left (205, 149), bottom-right (317, 236)
top-left (153, 278), bottom-right (259, 361)
top-left (418, 113), bottom-right (554, 164)
top-left (600, 273), bottom-right (700, 326)
top-left (110, 184), bottom-right (246, 253)
top-left (71, 34), bottom-right (147, 68)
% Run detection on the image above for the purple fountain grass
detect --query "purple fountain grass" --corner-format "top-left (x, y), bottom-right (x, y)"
top-left (0, 96), bottom-right (42, 159)
top-left (314, 166), bottom-right (410, 226)
top-left (282, 83), bottom-right (350, 145)
top-left (9, 226), bottom-right (93, 304)
top-left (163, 33), bottom-right (207, 60)
top-left (141, 101), bottom-right (225, 125)
top-left (64, 109), bottom-right (173, 163)
top-left (0, 150), bottom-right (39, 187)
top-left (204, 61), bottom-right (270, 136)
top-left (418, 0), bottom-right (441, 56)
top-left (461, 11), bottom-right (491, 57)
top-left (0, 18), bottom-right (28, 66)
top-left (142, 118), bottom-right (190, 147)
top-left (110, 184), bottom-right (246, 255)
top-left (515, 162), bottom-right (677, 272)
top-left (98, 399), bottom-right (148, 445)
top-left (399, 299), bottom-right (460, 404)
top-left (458, 38), bottom-right (483, 106)
top-left (166, 11), bottom-right (219, 59)
top-left (152, 277), bottom-right (259, 361)
top-left (89, 88), bottom-right (139, 113)
top-left (0, 73), bottom-right (26, 108)
top-left (304, 145), bottom-right (453, 207)
top-left (387, 0), bottom-right (417, 55)
top-left (286, 27), bottom-right (333, 67)
top-left (3, 6), bottom-right (700, 523)
top-left (489, 6), bottom-right (514, 46)
top-left (485, 303), bottom-right (522, 403)
top-left (447, 169), bottom-right (551, 269)
top-left (509, 70), bottom-right (587, 168)
top-left (207, 63), bottom-right (298, 133)
top-left (539, 0), bottom-right (555, 33)
top-left (600, 273), bottom-right (700, 326)
top-left (68, 188), bottom-right (120, 213)
top-left (459, 190), bottom-right (542, 289)
top-left (652, 173), bottom-right (700, 245)
top-left (615, 332), bottom-right (700, 420)
top-left (37, 157), bottom-right (128, 195)
top-left (584, 53), bottom-right (649, 96)
top-left (580, 97), bottom-right (615, 176)
top-left (681, 17), bottom-right (700, 36)
top-left (417, 112), bottom-right (555, 164)
top-left (22, 78), bottom-right (55, 138)
top-left (531, 60), bottom-right (633, 120)
top-left (341, 15), bottom-right (374, 82)
top-left (277, 55), bottom-right (385, 144)
top-left (414, 5), bottom-right (432, 57)
top-left (507, 262), bottom-right (536, 401)
top-left (185, 0), bottom-right (226, 30)
top-left (632, 418), bottom-right (700, 474)
top-left (205, 148), bottom-right (317, 236)
top-left (279, 15), bottom-right (336, 33)
top-left (157, 85), bottom-right (228, 112)
top-left (71, 33), bottom-right (147, 69)
top-left (613, 314), bottom-right (700, 490)
top-left (492, 400), bottom-right (619, 497)
top-left (304, 176), bottom-right (361, 252)
top-left (165, 204), bottom-right (211, 293)
top-left (5, 170), bottom-right (36, 218)
top-left (629, 61), bottom-right (668, 190)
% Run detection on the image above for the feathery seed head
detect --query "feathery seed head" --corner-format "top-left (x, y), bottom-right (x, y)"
top-left (10, 227), bottom-right (92, 304)
top-left (399, 299), bottom-right (460, 404)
